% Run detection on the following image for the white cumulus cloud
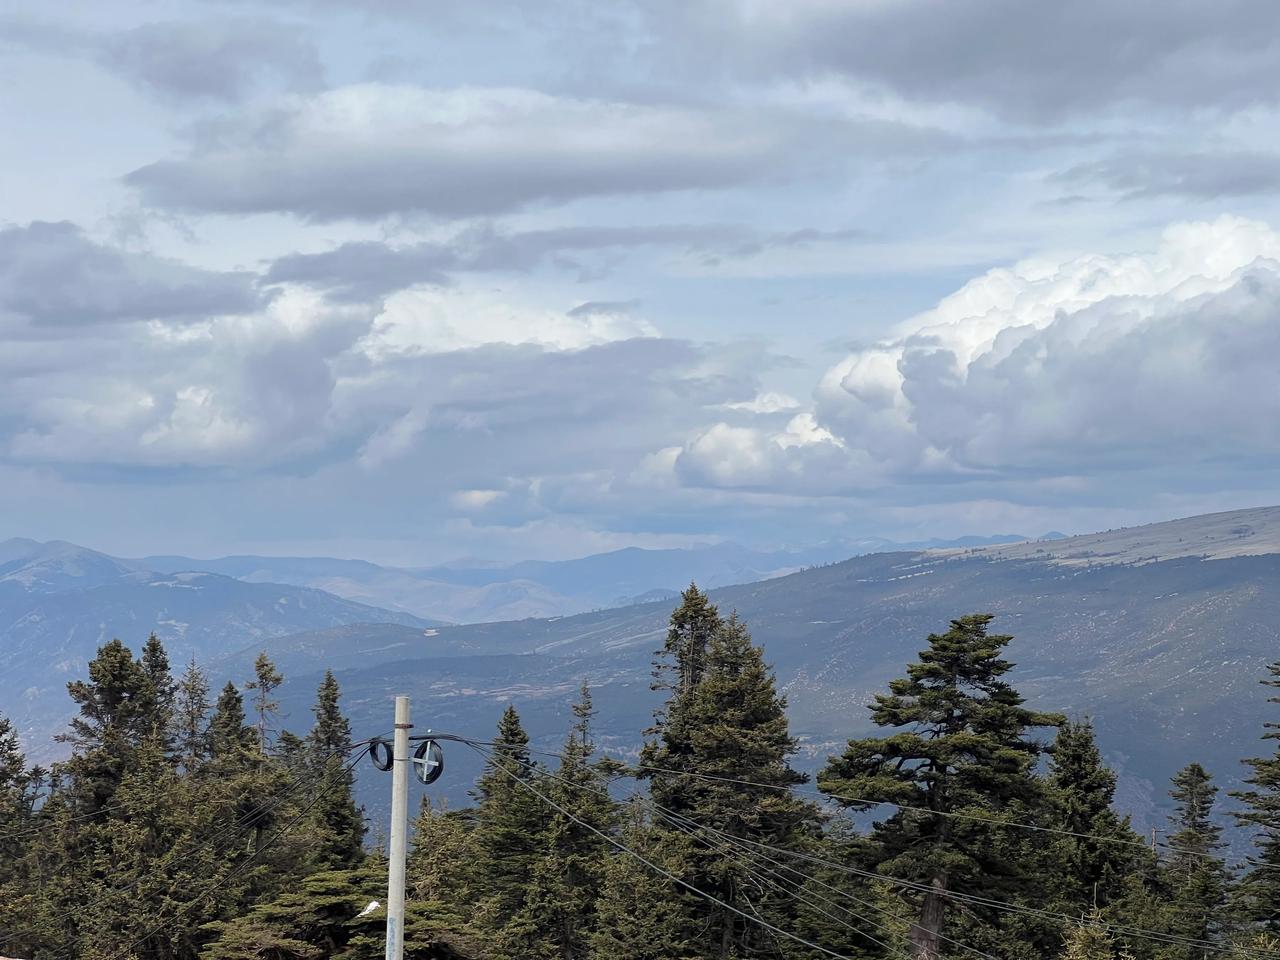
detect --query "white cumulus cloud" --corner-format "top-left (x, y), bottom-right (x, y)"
top-left (815, 215), bottom-right (1280, 478)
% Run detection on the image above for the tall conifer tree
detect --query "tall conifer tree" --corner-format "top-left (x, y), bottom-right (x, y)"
top-left (174, 658), bottom-right (212, 773)
top-left (60, 638), bottom-right (161, 813)
top-left (502, 683), bottom-right (618, 960)
top-left (819, 614), bottom-right (1062, 960)
top-left (644, 599), bottom-right (819, 959)
top-left (306, 670), bottom-right (365, 868)
top-left (245, 653), bottom-right (284, 755)
top-left (471, 705), bottom-right (549, 942)
top-left (1160, 763), bottom-right (1230, 957)
top-left (1045, 720), bottom-right (1149, 914)
top-left (1232, 660), bottom-right (1280, 933)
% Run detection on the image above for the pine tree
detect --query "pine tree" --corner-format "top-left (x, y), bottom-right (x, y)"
top-left (1045, 720), bottom-right (1150, 915)
top-left (470, 705), bottom-right (550, 941)
top-left (175, 658), bottom-right (212, 773)
top-left (307, 671), bottom-right (365, 868)
top-left (644, 608), bottom-right (820, 959)
top-left (1159, 763), bottom-right (1230, 958)
top-left (1231, 659), bottom-right (1280, 933)
top-left (587, 804), bottom-right (696, 960)
top-left (60, 638), bottom-right (161, 813)
top-left (1062, 913), bottom-right (1135, 960)
top-left (818, 614), bottom-right (1062, 960)
top-left (142, 632), bottom-right (178, 749)
top-left (246, 652), bottom-right (285, 755)
top-left (500, 683), bottom-right (618, 960)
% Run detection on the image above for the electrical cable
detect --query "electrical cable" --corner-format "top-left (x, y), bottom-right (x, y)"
top-left (463, 740), bottom-right (859, 960)
top-left (436, 732), bottom-right (1221, 863)
top-left (472, 737), bottom-right (999, 960)
top-left (453, 733), bottom-right (1278, 960)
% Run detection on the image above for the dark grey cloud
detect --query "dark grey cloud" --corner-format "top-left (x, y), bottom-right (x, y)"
top-left (101, 18), bottom-right (323, 102)
top-left (224, 1), bottom-right (1280, 123)
top-left (635, 0), bottom-right (1280, 123)
top-left (0, 15), bottom-right (321, 103)
top-left (0, 221), bottom-right (261, 327)
top-left (1057, 150), bottom-right (1280, 200)
top-left (265, 223), bottom-right (871, 301)
top-left (266, 241), bottom-right (457, 302)
top-left (124, 84), bottom-right (945, 220)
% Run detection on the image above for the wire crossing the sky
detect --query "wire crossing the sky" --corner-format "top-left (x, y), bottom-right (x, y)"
top-left (437, 732), bottom-right (1234, 863)
top-left (453, 733), bottom-right (1280, 960)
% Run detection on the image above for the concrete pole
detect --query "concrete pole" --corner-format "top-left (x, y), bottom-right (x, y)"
top-left (385, 695), bottom-right (411, 960)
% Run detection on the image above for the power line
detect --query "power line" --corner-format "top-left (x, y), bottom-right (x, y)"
top-left (469, 739), bottom-right (911, 957)
top-left (724, 837), bottom-right (1275, 959)
top-left (444, 733), bottom-right (1227, 863)
top-left (474, 738), bottom-right (1000, 960)
top-left (468, 741), bottom-right (859, 960)
top-left (456, 734), bottom-right (1278, 960)
top-left (651, 802), bottom-right (997, 960)
top-left (649, 799), bottom-right (910, 958)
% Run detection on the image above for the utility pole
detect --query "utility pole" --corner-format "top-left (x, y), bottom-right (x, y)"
top-left (386, 695), bottom-right (411, 960)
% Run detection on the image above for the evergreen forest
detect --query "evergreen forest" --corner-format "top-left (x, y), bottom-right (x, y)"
top-left (2, 586), bottom-right (1278, 960)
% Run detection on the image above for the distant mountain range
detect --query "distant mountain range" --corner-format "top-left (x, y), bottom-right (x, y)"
top-left (239, 506), bottom-right (1279, 842)
top-left (137, 533), bottom-right (1040, 624)
top-left (5, 508), bottom-right (1278, 845)
top-left (0, 530), bottom-right (1029, 754)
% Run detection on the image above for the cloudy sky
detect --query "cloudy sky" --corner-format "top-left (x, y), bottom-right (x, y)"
top-left (3, 0), bottom-right (1280, 564)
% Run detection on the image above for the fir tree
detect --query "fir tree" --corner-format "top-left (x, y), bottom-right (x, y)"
top-left (587, 804), bottom-right (696, 960)
top-left (142, 632), bottom-right (178, 748)
top-left (1160, 763), bottom-right (1230, 958)
top-left (407, 797), bottom-right (477, 935)
top-left (201, 864), bottom-right (387, 960)
top-left (644, 609), bottom-right (819, 959)
top-left (791, 821), bottom-right (907, 959)
top-left (1231, 659), bottom-right (1280, 933)
top-left (501, 683), bottom-right (618, 960)
top-left (209, 681), bottom-right (254, 766)
top-left (60, 638), bottom-right (161, 813)
top-left (818, 614), bottom-right (1062, 960)
top-left (246, 653), bottom-right (285, 755)
top-left (175, 658), bottom-right (212, 773)
top-left (306, 671), bottom-right (364, 868)
top-left (1045, 720), bottom-right (1150, 915)
top-left (470, 705), bottom-right (549, 942)
top-left (655, 582), bottom-right (722, 699)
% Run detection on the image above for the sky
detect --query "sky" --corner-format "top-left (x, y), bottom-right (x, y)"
top-left (3, 0), bottom-right (1280, 565)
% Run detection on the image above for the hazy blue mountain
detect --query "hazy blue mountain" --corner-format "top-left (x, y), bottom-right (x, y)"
top-left (140, 533), bottom-right (1031, 623)
top-left (243, 506), bottom-right (1280, 842)
top-left (0, 537), bottom-right (435, 753)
